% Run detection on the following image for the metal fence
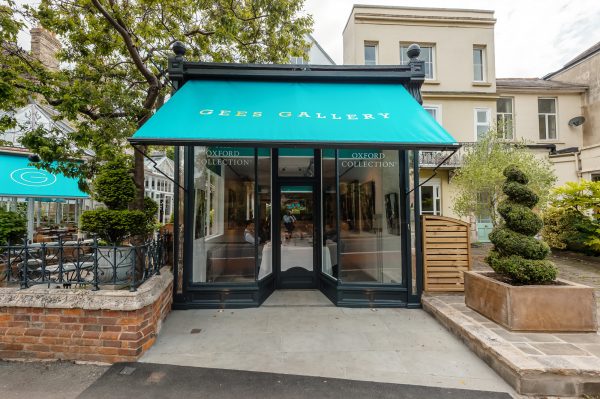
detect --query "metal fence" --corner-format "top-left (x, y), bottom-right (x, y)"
top-left (0, 234), bottom-right (170, 291)
top-left (419, 142), bottom-right (477, 168)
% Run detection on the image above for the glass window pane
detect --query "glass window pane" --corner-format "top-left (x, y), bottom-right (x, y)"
top-left (504, 115), bottom-right (514, 139)
top-left (421, 186), bottom-right (434, 213)
top-left (278, 148), bottom-right (314, 177)
top-left (473, 48), bottom-right (482, 65)
top-left (539, 115), bottom-right (547, 139)
top-left (424, 107), bottom-right (437, 120)
top-left (364, 45), bottom-right (376, 65)
top-left (192, 146), bottom-right (256, 283)
top-left (538, 98), bottom-right (556, 114)
top-left (477, 110), bottom-right (488, 123)
top-left (400, 46), bottom-right (408, 64)
top-left (497, 98), bottom-right (512, 113)
top-left (338, 149), bottom-right (402, 284)
top-left (477, 125), bottom-right (488, 139)
top-left (548, 115), bottom-right (557, 139)
top-left (322, 150), bottom-right (337, 279)
top-left (257, 149), bottom-right (272, 279)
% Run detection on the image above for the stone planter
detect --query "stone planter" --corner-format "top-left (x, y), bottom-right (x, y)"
top-left (464, 271), bottom-right (597, 332)
top-left (97, 246), bottom-right (135, 283)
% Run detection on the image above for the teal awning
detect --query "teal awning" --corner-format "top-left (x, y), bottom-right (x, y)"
top-left (131, 79), bottom-right (457, 149)
top-left (0, 153), bottom-right (88, 198)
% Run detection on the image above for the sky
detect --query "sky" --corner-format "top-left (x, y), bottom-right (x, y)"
top-left (303, 0), bottom-right (600, 77)
top-left (16, 0), bottom-right (600, 78)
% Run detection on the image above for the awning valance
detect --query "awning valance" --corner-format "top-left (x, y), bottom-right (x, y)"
top-left (131, 79), bottom-right (458, 149)
top-left (0, 153), bottom-right (88, 198)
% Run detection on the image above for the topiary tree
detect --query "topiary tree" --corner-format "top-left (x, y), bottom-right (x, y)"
top-left (0, 209), bottom-right (27, 245)
top-left (80, 159), bottom-right (146, 244)
top-left (486, 165), bottom-right (558, 284)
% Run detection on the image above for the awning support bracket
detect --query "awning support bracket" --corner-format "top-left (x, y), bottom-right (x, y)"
top-left (408, 147), bottom-right (459, 195)
top-left (132, 145), bottom-right (187, 193)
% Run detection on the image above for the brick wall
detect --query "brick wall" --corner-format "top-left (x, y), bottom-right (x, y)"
top-left (0, 269), bottom-right (172, 363)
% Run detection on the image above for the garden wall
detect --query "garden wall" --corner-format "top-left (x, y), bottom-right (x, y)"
top-left (0, 267), bottom-right (172, 363)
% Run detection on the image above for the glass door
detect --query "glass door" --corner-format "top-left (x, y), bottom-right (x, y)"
top-left (277, 183), bottom-right (317, 289)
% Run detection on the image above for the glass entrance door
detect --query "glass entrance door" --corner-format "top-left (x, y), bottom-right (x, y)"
top-left (277, 184), bottom-right (317, 289)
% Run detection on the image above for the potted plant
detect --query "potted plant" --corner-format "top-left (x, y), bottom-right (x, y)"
top-left (80, 159), bottom-right (147, 284)
top-left (464, 165), bottom-right (597, 332)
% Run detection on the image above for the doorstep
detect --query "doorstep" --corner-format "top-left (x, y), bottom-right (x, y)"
top-left (423, 294), bottom-right (600, 397)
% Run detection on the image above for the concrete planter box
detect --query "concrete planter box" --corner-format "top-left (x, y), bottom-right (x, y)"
top-left (464, 271), bottom-right (597, 332)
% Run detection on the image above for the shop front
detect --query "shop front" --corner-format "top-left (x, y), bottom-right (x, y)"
top-left (129, 43), bottom-right (458, 309)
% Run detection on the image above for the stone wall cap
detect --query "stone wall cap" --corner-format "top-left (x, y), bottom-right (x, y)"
top-left (0, 267), bottom-right (173, 311)
top-left (465, 270), bottom-right (594, 290)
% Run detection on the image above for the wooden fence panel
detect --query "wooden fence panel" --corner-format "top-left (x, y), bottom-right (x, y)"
top-left (423, 215), bottom-right (472, 292)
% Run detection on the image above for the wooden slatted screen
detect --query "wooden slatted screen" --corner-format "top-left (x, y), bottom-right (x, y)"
top-left (422, 215), bottom-right (472, 292)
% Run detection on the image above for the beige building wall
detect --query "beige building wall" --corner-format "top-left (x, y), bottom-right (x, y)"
top-left (580, 144), bottom-right (600, 181)
top-left (496, 91), bottom-right (585, 149)
top-left (344, 6), bottom-right (496, 94)
top-left (547, 51), bottom-right (600, 148)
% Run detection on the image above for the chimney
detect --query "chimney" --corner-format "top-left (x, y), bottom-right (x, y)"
top-left (30, 26), bottom-right (61, 71)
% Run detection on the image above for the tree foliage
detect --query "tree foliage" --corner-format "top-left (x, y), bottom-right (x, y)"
top-left (486, 166), bottom-right (557, 284)
top-left (542, 180), bottom-right (600, 255)
top-left (2, 0), bottom-right (312, 206)
top-left (80, 160), bottom-right (147, 244)
top-left (451, 131), bottom-right (556, 225)
top-left (0, 208), bottom-right (27, 245)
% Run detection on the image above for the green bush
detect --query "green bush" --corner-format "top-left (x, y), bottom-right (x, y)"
top-left (502, 181), bottom-right (538, 208)
top-left (0, 209), bottom-right (27, 245)
top-left (92, 159), bottom-right (135, 210)
top-left (489, 227), bottom-right (550, 260)
top-left (80, 209), bottom-right (146, 244)
top-left (486, 165), bottom-right (557, 284)
top-left (542, 207), bottom-right (600, 255)
top-left (486, 250), bottom-right (557, 284)
top-left (143, 196), bottom-right (159, 235)
top-left (81, 159), bottom-right (149, 244)
top-left (497, 202), bottom-right (543, 236)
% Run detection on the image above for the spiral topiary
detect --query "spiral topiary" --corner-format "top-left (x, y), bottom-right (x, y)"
top-left (485, 165), bottom-right (557, 284)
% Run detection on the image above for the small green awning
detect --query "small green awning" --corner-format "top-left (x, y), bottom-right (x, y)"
top-left (0, 153), bottom-right (88, 199)
top-left (131, 79), bottom-right (457, 149)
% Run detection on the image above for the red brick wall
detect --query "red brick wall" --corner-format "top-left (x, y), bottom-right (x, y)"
top-left (0, 280), bottom-right (172, 363)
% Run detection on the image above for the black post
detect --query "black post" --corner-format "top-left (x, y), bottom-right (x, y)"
top-left (92, 236), bottom-right (99, 291)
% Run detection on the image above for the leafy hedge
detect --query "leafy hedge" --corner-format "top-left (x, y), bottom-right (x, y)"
top-left (486, 165), bottom-right (557, 284)
top-left (81, 159), bottom-right (155, 244)
top-left (0, 209), bottom-right (27, 245)
top-left (541, 180), bottom-right (600, 256)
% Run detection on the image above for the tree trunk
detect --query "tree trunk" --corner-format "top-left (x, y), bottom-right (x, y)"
top-left (133, 144), bottom-right (146, 210)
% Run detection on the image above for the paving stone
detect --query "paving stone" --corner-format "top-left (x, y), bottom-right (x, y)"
top-left (555, 333), bottom-right (600, 344)
top-left (489, 328), bottom-right (530, 343)
top-left (531, 343), bottom-right (591, 356)
top-left (517, 333), bottom-right (562, 343)
top-left (512, 343), bottom-right (544, 355)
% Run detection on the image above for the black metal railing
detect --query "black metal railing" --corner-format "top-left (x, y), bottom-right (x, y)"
top-left (0, 234), bottom-right (170, 291)
top-left (419, 142), bottom-right (477, 168)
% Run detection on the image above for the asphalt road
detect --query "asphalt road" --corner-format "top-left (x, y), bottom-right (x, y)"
top-left (79, 362), bottom-right (513, 399)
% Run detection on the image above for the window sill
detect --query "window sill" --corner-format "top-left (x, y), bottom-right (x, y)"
top-left (423, 80), bottom-right (440, 85)
top-left (472, 81), bottom-right (492, 87)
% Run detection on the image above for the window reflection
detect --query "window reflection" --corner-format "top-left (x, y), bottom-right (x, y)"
top-left (338, 150), bottom-right (402, 283)
top-left (192, 147), bottom-right (257, 283)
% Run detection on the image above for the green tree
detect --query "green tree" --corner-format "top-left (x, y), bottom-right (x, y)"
top-left (486, 166), bottom-right (557, 284)
top-left (3, 0), bottom-right (312, 209)
top-left (451, 131), bottom-right (556, 225)
top-left (0, 208), bottom-right (27, 245)
top-left (542, 180), bottom-right (600, 254)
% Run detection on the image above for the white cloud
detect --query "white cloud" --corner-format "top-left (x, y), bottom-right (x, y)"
top-left (305, 0), bottom-right (600, 77)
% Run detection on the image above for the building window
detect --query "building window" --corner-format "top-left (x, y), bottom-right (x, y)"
top-left (420, 180), bottom-right (441, 216)
top-left (496, 97), bottom-right (514, 139)
top-left (423, 105), bottom-right (442, 123)
top-left (401, 44), bottom-right (434, 79)
top-left (592, 174), bottom-right (600, 182)
top-left (290, 56), bottom-right (306, 65)
top-left (364, 43), bottom-right (377, 65)
top-left (474, 108), bottom-right (491, 140)
top-left (538, 98), bottom-right (557, 140)
top-left (473, 46), bottom-right (485, 82)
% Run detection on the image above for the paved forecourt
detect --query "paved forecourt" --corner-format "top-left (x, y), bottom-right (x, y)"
top-left (140, 290), bottom-right (514, 394)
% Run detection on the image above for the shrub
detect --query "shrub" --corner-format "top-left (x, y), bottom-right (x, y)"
top-left (80, 209), bottom-right (146, 244)
top-left (486, 165), bottom-right (557, 284)
top-left (542, 207), bottom-right (600, 255)
top-left (81, 159), bottom-right (148, 244)
top-left (0, 209), bottom-right (27, 245)
top-left (93, 159), bottom-right (135, 210)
